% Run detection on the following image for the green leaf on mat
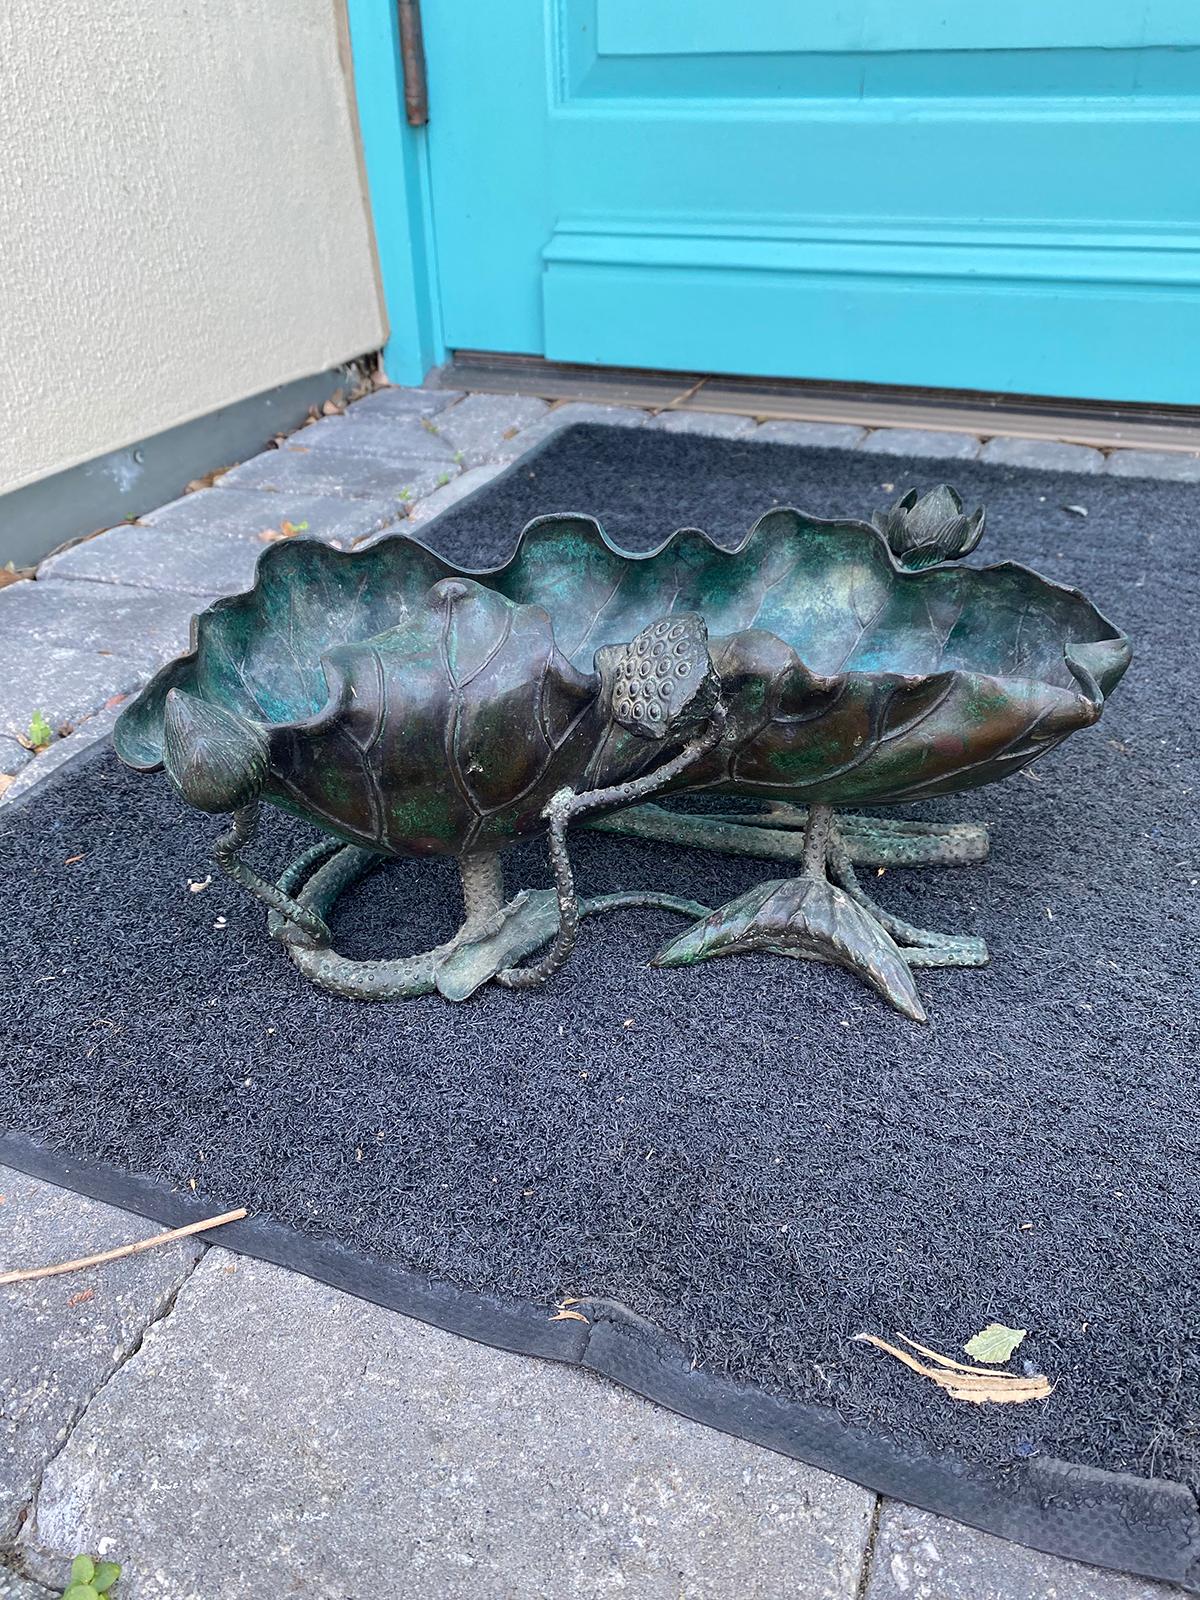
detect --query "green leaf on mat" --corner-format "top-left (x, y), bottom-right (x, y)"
top-left (63, 1586), bottom-right (98, 1600)
top-left (94, 1562), bottom-right (122, 1593)
top-left (964, 1323), bottom-right (1027, 1364)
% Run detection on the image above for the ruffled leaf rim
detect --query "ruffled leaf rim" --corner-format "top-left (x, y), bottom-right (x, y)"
top-left (115, 509), bottom-right (1131, 774)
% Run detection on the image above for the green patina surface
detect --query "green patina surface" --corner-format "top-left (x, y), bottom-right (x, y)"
top-left (115, 500), bottom-right (1130, 859)
top-left (112, 489), bottom-right (1132, 1018)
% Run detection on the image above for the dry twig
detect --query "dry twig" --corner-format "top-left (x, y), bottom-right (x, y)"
top-left (0, 1207), bottom-right (248, 1285)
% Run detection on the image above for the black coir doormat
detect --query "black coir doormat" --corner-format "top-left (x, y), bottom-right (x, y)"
top-left (4, 425), bottom-right (1199, 1587)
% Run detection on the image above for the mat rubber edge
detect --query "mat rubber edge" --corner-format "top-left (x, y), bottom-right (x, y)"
top-left (1, 1129), bottom-right (1197, 1592)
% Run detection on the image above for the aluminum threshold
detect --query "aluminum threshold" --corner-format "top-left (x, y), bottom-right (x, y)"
top-left (441, 353), bottom-right (1200, 456)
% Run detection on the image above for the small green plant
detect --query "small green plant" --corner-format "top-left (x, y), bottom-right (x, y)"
top-left (436, 472), bottom-right (451, 487)
top-left (62, 1553), bottom-right (121, 1599)
top-left (27, 710), bottom-right (54, 749)
top-left (419, 416), bottom-right (439, 434)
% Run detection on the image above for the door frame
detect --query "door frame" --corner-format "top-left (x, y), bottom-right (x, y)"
top-left (345, 0), bottom-right (445, 383)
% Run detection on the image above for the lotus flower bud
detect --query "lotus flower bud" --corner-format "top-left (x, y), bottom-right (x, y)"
top-left (162, 689), bottom-right (268, 812)
top-left (872, 485), bottom-right (986, 569)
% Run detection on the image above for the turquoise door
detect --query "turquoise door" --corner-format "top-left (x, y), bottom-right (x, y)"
top-left (416, 1), bottom-right (1200, 404)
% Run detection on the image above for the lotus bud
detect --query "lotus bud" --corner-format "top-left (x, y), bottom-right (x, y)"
top-left (162, 689), bottom-right (269, 812)
top-left (606, 613), bottom-right (721, 741)
top-left (871, 484), bottom-right (986, 569)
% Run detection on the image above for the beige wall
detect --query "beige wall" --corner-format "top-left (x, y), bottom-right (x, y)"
top-left (0, 0), bottom-right (386, 496)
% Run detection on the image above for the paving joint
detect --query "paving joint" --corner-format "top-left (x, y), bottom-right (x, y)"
top-left (5, 1246), bottom-right (206, 1584)
top-left (0, 1548), bottom-right (58, 1597)
top-left (854, 1496), bottom-right (884, 1598)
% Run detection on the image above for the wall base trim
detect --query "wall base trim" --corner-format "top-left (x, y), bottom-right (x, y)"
top-left (0, 362), bottom-right (375, 570)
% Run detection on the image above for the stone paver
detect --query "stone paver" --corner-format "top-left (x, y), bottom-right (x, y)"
top-left (21, 1251), bottom-right (873, 1600)
top-left (860, 428), bottom-right (982, 460)
top-left (0, 704), bottom-right (122, 809)
top-left (1105, 449), bottom-right (1200, 481)
top-left (0, 579), bottom-right (208, 746)
top-left (38, 528), bottom-right (255, 601)
top-left (0, 645), bottom-right (140, 751)
top-left (0, 1573), bottom-right (54, 1598)
top-left (436, 392), bottom-right (551, 466)
top-left (0, 580), bottom-right (207, 675)
top-left (0, 736), bottom-right (32, 781)
top-left (862, 1501), bottom-right (1185, 1599)
top-left (647, 410), bottom-right (757, 437)
top-left (286, 413), bottom-right (459, 463)
top-left (404, 461), bottom-right (510, 528)
top-left (979, 436), bottom-right (1104, 473)
top-left (754, 420), bottom-right (868, 449)
top-left (141, 485), bottom-right (402, 543)
top-left (216, 447), bottom-right (450, 504)
top-left (348, 385), bottom-right (464, 420)
top-left (0, 1172), bottom-right (201, 1544)
top-left (40, 493), bottom-right (402, 598)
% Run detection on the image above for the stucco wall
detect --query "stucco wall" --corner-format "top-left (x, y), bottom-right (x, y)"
top-left (0, 0), bottom-right (386, 497)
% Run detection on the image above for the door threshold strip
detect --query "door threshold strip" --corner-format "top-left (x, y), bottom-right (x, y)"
top-left (440, 353), bottom-right (1200, 455)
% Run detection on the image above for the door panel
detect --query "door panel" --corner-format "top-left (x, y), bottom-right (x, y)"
top-left (594, 0), bottom-right (1200, 58)
top-left (422, 1), bottom-right (1200, 402)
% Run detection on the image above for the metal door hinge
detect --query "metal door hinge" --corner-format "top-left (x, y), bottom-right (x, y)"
top-left (398, 0), bottom-right (429, 126)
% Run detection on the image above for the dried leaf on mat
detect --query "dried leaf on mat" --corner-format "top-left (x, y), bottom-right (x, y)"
top-left (964, 1322), bottom-right (1028, 1364)
top-left (550, 1306), bottom-right (589, 1325)
top-left (549, 1296), bottom-right (590, 1325)
top-left (853, 1333), bottom-right (1052, 1404)
top-left (894, 1334), bottom-right (1012, 1375)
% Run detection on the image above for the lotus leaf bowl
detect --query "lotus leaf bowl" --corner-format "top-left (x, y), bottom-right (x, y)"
top-left (115, 495), bottom-right (1130, 1020)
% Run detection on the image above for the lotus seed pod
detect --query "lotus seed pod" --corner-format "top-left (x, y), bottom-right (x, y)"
top-left (162, 689), bottom-right (269, 812)
top-left (609, 613), bottom-right (720, 741)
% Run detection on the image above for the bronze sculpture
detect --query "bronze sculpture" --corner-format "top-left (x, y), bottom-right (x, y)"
top-left (115, 488), bottom-right (1130, 1020)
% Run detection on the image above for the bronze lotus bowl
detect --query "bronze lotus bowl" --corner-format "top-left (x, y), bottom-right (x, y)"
top-left (115, 487), bottom-right (1130, 1020)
